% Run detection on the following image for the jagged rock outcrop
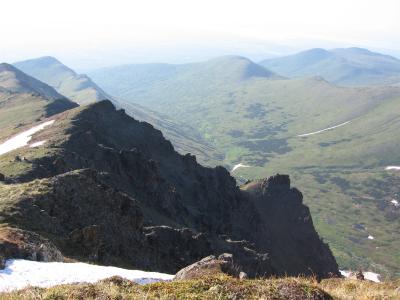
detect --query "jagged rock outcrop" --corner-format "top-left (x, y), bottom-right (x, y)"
top-left (240, 176), bottom-right (338, 276)
top-left (0, 100), bottom-right (339, 278)
top-left (0, 227), bottom-right (64, 265)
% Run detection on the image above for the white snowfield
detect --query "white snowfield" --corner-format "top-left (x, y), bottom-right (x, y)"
top-left (367, 235), bottom-right (375, 240)
top-left (0, 120), bottom-right (54, 156)
top-left (385, 166), bottom-right (400, 171)
top-left (231, 163), bottom-right (251, 172)
top-left (391, 199), bottom-right (399, 206)
top-left (340, 270), bottom-right (381, 282)
top-left (0, 259), bottom-right (174, 292)
top-left (297, 121), bottom-right (351, 137)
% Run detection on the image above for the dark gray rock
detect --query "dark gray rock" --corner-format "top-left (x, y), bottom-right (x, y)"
top-left (175, 253), bottom-right (240, 280)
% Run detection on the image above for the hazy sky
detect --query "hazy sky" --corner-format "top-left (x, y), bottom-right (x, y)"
top-left (1, 0), bottom-right (400, 68)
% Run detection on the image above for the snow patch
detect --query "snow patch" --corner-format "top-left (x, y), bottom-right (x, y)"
top-left (367, 235), bottom-right (374, 240)
top-left (0, 259), bottom-right (174, 292)
top-left (340, 270), bottom-right (350, 277)
top-left (29, 140), bottom-right (46, 148)
top-left (363, 272), bottom-right (381, 282)
top-left (297, 121), bottom-right (351, 137)
top-left (0, 120), bottom-right (55, 156)
top-left (231, 163), bottom-right (251, 172)
top-left (385, 166), bottom-right (400, 171)
top-left (340, 270), bottom-right (381, 282)
top-left (391, 199), bottom-right (399, 206)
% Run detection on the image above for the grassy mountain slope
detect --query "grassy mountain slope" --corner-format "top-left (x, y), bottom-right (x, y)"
top-left (89, 55), bottom-right (283, 101)
top-left (14, 56), bottom-right (110, 105)
top-left (0, 64), bottom-right (77, 141)
top-left (260, 48), bottom-right (400, 86)
top-left (0, 63), bottom-right (66, 100)
top-left (89, 56), bottom-right (400, 278)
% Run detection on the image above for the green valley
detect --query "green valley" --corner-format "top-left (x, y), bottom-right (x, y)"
top-left (89, 54), bottom-right (400, 278)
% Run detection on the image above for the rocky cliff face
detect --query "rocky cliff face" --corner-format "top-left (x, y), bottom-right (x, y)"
top-left (0, 100), bottom-right (339, 278)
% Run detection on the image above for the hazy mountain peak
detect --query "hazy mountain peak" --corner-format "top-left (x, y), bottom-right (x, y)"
top-left (14, 57), bottom-right (110, 105)
top-left (208, 55), bottom-right (254, 63)
top-left (341, 47), bottom-right (372, 53)
top-left (198, 55), bottom-right (282, 81)
top-left (301, 48), bottom-right (331, 55)
top-left (0, 63), bottom-right (66, 100)
top-left (26, 55), bottom-right (63, 66)
top-left (261, 47), bottom-right (400, 86)
top-left (0, 62), bottom-right (18, 72)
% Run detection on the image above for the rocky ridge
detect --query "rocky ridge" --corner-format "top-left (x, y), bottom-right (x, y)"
top-left (0, 100), bottom-right (339, 278)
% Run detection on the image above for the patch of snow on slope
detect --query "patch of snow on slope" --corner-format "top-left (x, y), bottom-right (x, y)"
top-left (0, 120), bottom-right (55, 156)
top-left (29, 140), bottom-right (46, 148)
top-left (363, 272), bottom-right (381, 282)
top-left (340, 270), bottom-right (381, 282)
top-left (339, 270), bottom-right (351, 278)
top-left (367, 235), bottom-right (374, 240)
top-left (0, 259), bottom-right (174, 292)
top-left (297, 121), bottom-right (351, 137)
top-left (391, 199), bottom-right (399, 206)
top-left (231, 163), bottom-right (251, 172)
top-left (385, 166), bottom-right (400, 171)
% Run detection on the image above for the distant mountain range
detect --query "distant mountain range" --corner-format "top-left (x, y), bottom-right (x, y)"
top-left (88, 56), bottom-right (283, 104)
top-left (260, 47), bottom-right (400, 86)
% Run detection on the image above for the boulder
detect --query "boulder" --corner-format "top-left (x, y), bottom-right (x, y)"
top-left (175, 253), bottom-right (243, 280)
top-left (356, 270), bottom-right (365, 280)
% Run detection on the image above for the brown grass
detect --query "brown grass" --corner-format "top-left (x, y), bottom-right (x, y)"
top-left (1, 275), bottom-right (333, 300)
top-left (320, 278), bottom-right (400, 300)
top-left (1, 274), bottom-right (399, 300)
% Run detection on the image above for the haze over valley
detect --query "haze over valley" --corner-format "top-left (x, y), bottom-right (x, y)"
top-left (2, 48), bottom-right (398, 280)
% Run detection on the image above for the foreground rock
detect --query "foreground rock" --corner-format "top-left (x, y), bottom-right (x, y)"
top-left (0, 100), bottom-right (339, 278)
top-left (175, 253), bottom-right (242, 280)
